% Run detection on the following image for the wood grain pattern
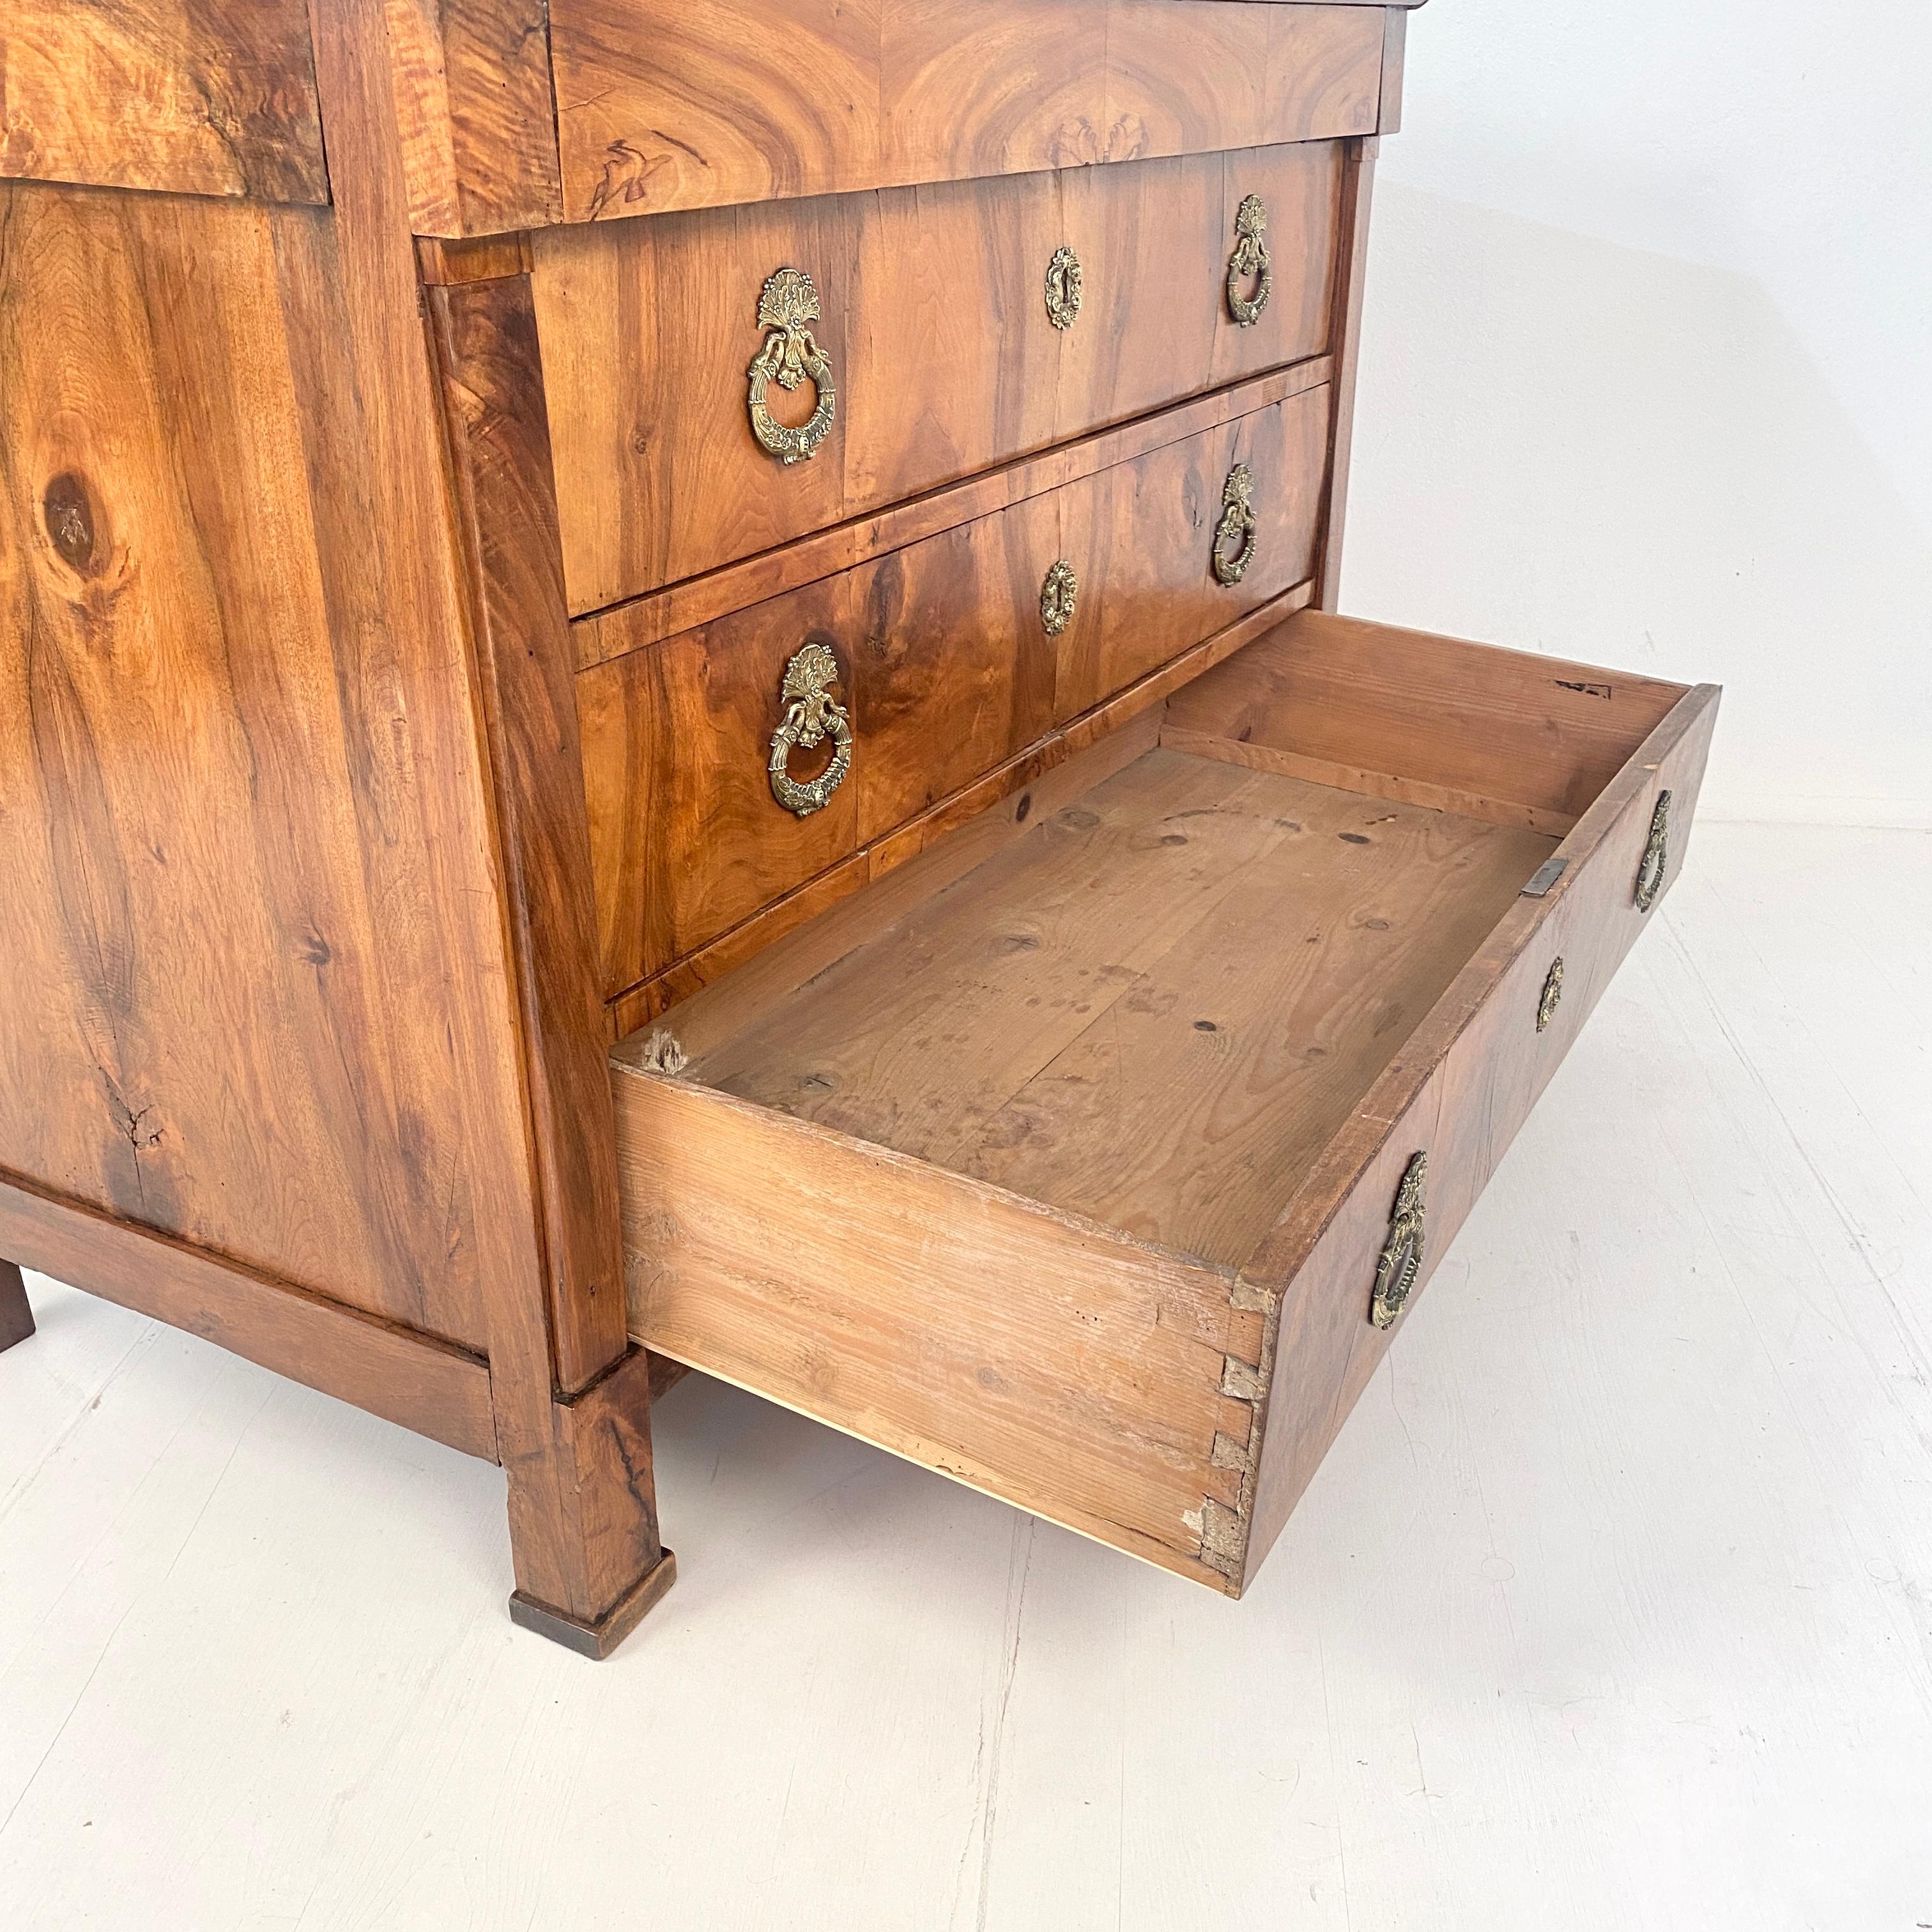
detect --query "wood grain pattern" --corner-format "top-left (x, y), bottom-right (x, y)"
top-left (578, 385), bottom-right (1328, 994)
top-left (572, 355), bottom-right (1333, 668)
top-left (535, 144), bottom-right (1342, 616)
top-left (1163, 608), bottom-right (1689, 824)
top-left (1158, 726), bottom-right (1583, 836)
top-left (607, 581), bottom-right (1314, 1037)
top-left (1239, 671), bottom-right (1722, 1586)
top-left (533, 187), bottom-right (851, 615)
top-left (0, 1169), bottom-right (498, 1458)
top-left (1052, 382), bottom-right (1328, 715)
top-left (551, 0), bottom-right (1382, 222)
top-left (0, 180), bottom-right (496, 1350)
top-left (844, 169), bottom-right (1062, 518)
top-left (849, 499), bottom-right (1059, 840)
top-left (1208, 141), bottom-right (1344, 390)
top-left (0, 1254), bottom-right (33, 1353)
top-left (379, 0), bottom-right (563, 234)
top-left (578, 574), bottom-right (863, 990)
top-left (608, 614), bottom-right (1717, 1597)
top-left (0, 0), bottom-right (326, 203)
top-left (670, 751), bottom-right (1550, 1268)
top-left (426, 272), bottom-right (631, 1394)
top-left (640, 705), bottom-right (1168, 1056)
top-left (615, 1068), bottom-right (1243, 1589)
top-left (954, 782), bottom-right (1553, 1266)
top-left (606, 742), bottom-right (1546, 1586)
top-left (310, 0), bottom-right (671, 1641)
top-left (509, 1342), bottom-right (669, 1631)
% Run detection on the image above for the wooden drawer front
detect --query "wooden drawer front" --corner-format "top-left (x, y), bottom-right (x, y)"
top-left (1052, 369), bottom-right (1329, 718)
top-left (611, 613), bottom-right (1717, 1590)
top-left (549, 0), bottom-right (1383, 224)
top-left (1, 0), bottom-right (326, 204)
top-left (533, 142), bottom-right (1341, 616)
top-left (578, 382), bottom-right (1328, 997)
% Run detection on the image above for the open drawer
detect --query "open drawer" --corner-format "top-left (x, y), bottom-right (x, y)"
top-left (611, 611), bottom-right (1719, 1592)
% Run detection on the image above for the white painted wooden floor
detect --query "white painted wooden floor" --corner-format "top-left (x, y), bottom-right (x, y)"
top-left (3, 821), bottom-right (1928, 1931)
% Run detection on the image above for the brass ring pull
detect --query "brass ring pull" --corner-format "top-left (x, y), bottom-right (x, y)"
top-left (1225, 193), bottom-right (1273, 327)
top-left (747, 268), bottom-right (836, 465)
top-left (1370, 1152), bottom-right (1427, 1330)
top-left (769, 640), bottom-right (852, 818)
top-left (1044, 245), bottom-right (1083, 330)
top-left (1039, 558), bottom-right (1079, 636)
top-left (1211, 463), bottom-right (1258, 586)
top-left (1634, 790), bottom-right (1671, 910)
top-left (1537, 956), bottom-right (1565, 1032)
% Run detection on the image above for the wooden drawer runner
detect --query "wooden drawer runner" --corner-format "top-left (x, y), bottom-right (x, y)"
top-left (611, 611), bottom-right (1719, 1592)
top-left (548, 0), bottom-right (1384, 225)
top-left (534, 141), bottom-right (1342, 615)
top-left (579, 375), bottom-right (1329, 1000)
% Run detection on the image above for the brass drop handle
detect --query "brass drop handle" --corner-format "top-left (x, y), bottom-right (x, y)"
top-left (1211, 463), bottom-right (1259, 586)
top-left (1634, 790), bottom-right (1671, 910)
top-left (1225, 193), bottom-right (1273, 326)
top-left (1039, 558), bottom-right (1079, 636)
top-left (1044, 245), bottom-right (1083, 330)
top-left (1370, 1152), bottom-right (1427, 1330)
top-left (747, 267), bottom-right (837, 464)
top-left (769, 640), bottom-right (852, 817)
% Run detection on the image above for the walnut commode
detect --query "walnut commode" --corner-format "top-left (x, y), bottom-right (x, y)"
top-left (0, 0), bottom-right (1716, 1653)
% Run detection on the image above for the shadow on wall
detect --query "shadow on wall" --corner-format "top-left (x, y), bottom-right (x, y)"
top-left (1342, 183), bottom-right (1932, 829)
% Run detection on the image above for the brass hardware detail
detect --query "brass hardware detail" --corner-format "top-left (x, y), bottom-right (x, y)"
top-left (1039, 559), bottom-right (1079, 637)
top-left (1211, 463), bottom-right (1258, 585)
top-left (747, 267), bottom-right (836, 464)
top-left (1225, 193), bottom-right (1273, 327)
top-left (1634, 790), bottom-right (1671, 911)
top-left (1537, 956), bottom-right (1565, 1032)
top-left (769, 640), bottom-right (852, 817)
top-left (1044, 245), bottom-right (1083, 330)
top-left (1370, 1152), bottom-right (1427, 1331)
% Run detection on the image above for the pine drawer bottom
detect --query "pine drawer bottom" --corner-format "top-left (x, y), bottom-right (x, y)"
top-left (611, 611), bottom-right (1719, 1591)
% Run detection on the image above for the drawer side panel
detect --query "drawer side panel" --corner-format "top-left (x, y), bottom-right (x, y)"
top-left (1236, 679), bottom-right (1721, 1586)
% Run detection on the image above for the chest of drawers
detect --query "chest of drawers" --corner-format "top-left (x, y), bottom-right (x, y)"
top-left (0, 0), bottom-right (1716, 1654)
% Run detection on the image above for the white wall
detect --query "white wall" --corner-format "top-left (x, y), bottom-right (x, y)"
top-left (1340, 0), bottom-right (1932, 827)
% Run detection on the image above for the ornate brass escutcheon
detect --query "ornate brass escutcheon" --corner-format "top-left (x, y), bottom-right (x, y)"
top-left (1537, 956), bottom-right (1565, 1032)
top-left (1225, 192), bottom-right (1273, 326)
top-left (1211, 463), bottom-right (1259, 585)
top-left (1038, 558), bottom-right (1079, 636)
top-left (1370, 1151), bottom-right (1428, 1331)
top-left (747, 267), bottom-right (837, 464)
top-left (768, 640), bottom-right (852, 817)
top-left (1044, 244), bottom-right (1083, 330)
top-left (1634, 790), bottom-right (1671, 911)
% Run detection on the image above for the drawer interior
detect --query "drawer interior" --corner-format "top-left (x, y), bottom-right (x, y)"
top-left (647, 746), bottom-right (1551, 1273)
top-left (612, 610), bottom-right (1704, 1588)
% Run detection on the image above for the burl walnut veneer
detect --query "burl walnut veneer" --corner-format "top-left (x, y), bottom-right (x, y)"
top-left (0, 0), bottom-right (1715, 1652)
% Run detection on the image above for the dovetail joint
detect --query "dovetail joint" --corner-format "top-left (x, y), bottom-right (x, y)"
top-left (1193, 1277), bottom-right (1284, 1586)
